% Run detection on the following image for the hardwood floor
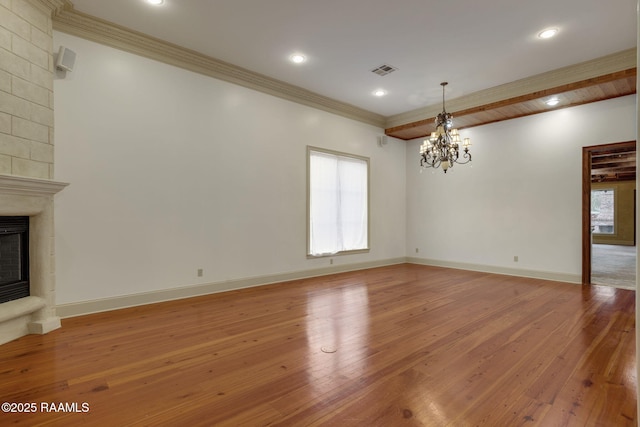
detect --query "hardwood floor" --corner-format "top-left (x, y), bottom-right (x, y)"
top-left (0, 264), bottom-right (635, 426)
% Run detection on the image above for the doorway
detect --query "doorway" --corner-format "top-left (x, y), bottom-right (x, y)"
top-left (582, 141), bottom-right (636, 287)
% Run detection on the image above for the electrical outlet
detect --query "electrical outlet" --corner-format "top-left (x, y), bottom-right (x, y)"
top-left (330, 258), bottom-right (334, 265)
top-left (197, 268), bottom-right (203, 277)
top-left (513, 256), bottom-right (518, 262)
top-left (415, 248), bottom-right (419, 253)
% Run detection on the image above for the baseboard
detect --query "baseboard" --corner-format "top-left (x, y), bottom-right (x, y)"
top-left (56, 256), bottom-right (586, 319)
top-left (406, 257), bottom-right (582, 284)
top-left (56, 257), bottom-right (407, 318)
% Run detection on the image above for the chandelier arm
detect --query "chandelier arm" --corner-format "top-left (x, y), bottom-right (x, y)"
top-left (420, 152), bottom-right (441, 169)
top-left (423, 153), bottom-right (440, 168)
top-left (453, 151), bottom-right (472, 165)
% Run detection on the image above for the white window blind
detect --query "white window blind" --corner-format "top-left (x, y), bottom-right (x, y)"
top-left (308, 148), bottom-right (369, 256)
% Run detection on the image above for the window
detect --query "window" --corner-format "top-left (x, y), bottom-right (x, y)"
top-left (591, 189), bottom-right (615, 234)
top-left (308, 147), bottom-right (369, 256)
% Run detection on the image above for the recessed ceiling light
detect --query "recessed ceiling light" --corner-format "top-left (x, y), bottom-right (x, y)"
top-left (146, 0), bottom-right (164, 4)
top-left (538, 28), bottom-right (558, 39)
top-left (545, 97), bottom-right (560, 106)
top-left (290, 54), bottom-right (306, 64)
top-left (373, 89), bottom-right (387, 97)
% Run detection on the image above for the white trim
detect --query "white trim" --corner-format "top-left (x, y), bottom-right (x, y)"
top-left (28, 0), bottom-right (66, 15)
top-left (406, 257), bottom-right (582, 284)
top-left (0, 174), bottom-right (69, 197)
top-left (52, 4), bottom-right (634, 132)
top-left (52, 5), bottom-right (386, 128)
top-left (57, 257), bottom-right (589, 318)
top-left (56, 258), bottom-right (407, 318)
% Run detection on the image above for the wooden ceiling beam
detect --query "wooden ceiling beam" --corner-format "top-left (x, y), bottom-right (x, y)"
top-left (592, 151), bottom-right (636, 158)
top-left (591, 174), bottom-right (636, 183)
top-left (590, 140), bottom-right (636, 183)
top-left (385, 67), bottom-right (637, 141)
top-left (449, 69), bottom-right (636, 119)
top-left (591, 156), bottom-right (636, 165)
top-left (592, 166), bottom-right (637, 175)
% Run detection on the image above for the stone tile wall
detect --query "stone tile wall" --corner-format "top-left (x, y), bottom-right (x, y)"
top-left (0, 0), bottom-right (55, 179)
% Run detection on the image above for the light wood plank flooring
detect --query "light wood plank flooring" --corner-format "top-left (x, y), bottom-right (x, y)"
top-left (0, 264), bottom-right (636, 426)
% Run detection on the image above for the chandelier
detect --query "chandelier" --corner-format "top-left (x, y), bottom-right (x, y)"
top-left (420, 82), bottom-right (471, 173)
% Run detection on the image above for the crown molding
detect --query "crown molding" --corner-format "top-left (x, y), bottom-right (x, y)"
top-left (51, 2), bottom-right (635, 133)
top-left (27, 0), bottom-right (67, 15)
top-left (386, 48), bottom-right (637, 129)
top-left (52, 4), bottom-right (386, 128)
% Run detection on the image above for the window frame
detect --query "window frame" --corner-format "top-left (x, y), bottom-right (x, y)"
top-left (306, 146), bottom-right (370, 258)
top-left (590, 187), bottom-right (616, 235)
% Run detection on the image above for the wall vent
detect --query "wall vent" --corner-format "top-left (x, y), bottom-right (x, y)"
top-left (371, 64), bottom-right (398, 76)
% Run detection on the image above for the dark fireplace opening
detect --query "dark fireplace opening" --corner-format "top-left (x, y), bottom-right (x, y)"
top-left (0, 216), bottom-right (29, 304)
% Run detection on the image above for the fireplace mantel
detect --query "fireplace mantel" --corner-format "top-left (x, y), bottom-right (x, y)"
top-left (0, 174), bottom-right (69, 197)
top-left (0, 174), bottom-right (68, 345)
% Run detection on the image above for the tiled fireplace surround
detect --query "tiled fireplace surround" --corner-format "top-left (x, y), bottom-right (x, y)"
top-left (0, 174), bottom-right (67, 344)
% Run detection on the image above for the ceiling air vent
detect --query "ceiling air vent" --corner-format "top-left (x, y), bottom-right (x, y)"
top-left (371, 64), bottom-right (397, 76)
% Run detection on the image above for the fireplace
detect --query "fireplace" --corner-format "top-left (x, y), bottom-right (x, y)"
top-left (0, 175), bottom-right (68, 345)
top-left (0, 216), bottom-right (29, 304)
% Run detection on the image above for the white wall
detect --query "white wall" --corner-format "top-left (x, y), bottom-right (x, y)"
top-left (53, 30), bottom-right (637, 308)
top-left (53, 32), bottom-right (407, 305)
top-left (406, 94), bottom-right (637, 279)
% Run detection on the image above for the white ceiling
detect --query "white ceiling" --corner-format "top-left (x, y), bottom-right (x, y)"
top-left (68, 0), bottom-right (637, 117)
